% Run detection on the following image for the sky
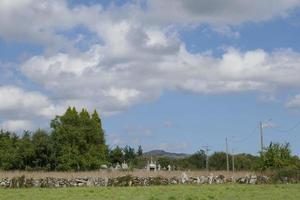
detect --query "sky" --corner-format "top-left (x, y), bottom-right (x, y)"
top-left (1, 0), bottom-right (300, 155)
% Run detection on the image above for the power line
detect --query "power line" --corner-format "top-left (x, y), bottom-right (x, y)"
top-left (197, 120), bottom-right (299, 158)
top-left (271, 121), bottom-right (300, 133)
top-left (231, 124), bottom-right (258, 143)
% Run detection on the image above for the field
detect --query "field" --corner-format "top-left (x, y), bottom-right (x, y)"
top-left (1, 184), bottom-right (299, 200)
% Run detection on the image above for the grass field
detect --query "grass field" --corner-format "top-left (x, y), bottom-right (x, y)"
top-left (0, 184), bottom-right (299, 200)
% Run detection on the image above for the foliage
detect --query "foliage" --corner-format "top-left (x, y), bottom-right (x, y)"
top-left (51, 107), bottom-right (108, 170)
top-left (259, 142), bottom-right (298, 170)
top-left (156, 157), bottom-right (173, 169)
top-left (235, 153), bottom-right (259, 171)
top-left (270, 168), bottom-right (300, 183)
top-left (123, 145), bottom-right (136, 163)
top-left (187, 150), bottom-right (206, 169)
top-left (109, 146), bottom-right (124, 164)
top-left (108, 145), bottom-right (139, 167)
top-left (32, 129), bottom-right (54, 170)
top-left (0, 131), bottom-right (20, 169)
top-left (0, 109), bottom-right (299, 172)
top-left (137, 145), bottom-right (143, 156)
top-left (175, 150), bottom-right (206, 170)
top-left (140, 149), bottom-right (261, 171)
top-left (0, 107), bottom-right (108, 171)
top-left (208, 152), bottom-right (228, 170)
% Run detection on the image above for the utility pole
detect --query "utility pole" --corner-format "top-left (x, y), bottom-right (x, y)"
top-left (260, 121), bottom-right (264, 152)
top-left (202, 146), bottom-right (211, 172)
top-left (232, 149), bottom-right (235, 173)
top-left (226, 137), bottom-right (229, 173)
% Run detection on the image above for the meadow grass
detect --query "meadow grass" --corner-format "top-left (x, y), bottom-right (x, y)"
top-left (0, 184), bottom-right (299, 200)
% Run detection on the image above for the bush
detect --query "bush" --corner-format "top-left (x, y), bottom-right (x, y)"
top-left (116, 175), bottom-right (133, 186)
top-left (270, 169), bottom-right (300, 183)
top-left (259, 143), bottom-right (298, 171)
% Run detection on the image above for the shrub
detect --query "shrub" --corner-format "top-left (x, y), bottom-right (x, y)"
top-left (270, 169), bottom-right (300, 183)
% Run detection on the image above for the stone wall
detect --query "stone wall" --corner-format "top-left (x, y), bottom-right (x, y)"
top-left (0, 174), bottom-right (270, 188)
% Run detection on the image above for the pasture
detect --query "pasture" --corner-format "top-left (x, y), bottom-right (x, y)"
top-left (1, 184), bottom-right (299, 200)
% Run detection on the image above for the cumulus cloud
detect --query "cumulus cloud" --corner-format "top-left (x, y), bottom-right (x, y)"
top-left (1, 0), bottom-right (299, 47)
top-left (0, 120), bottom-right (33, 132)
top-left (0, 0), bottom-right (72, 46)
top-left (1, 0), bottom-right (300, 131)
top-left (286, 95), bottom-right (300, 108)
top-left (144, 0), bottom-right (300, 25)
top-left (21, 45), bottom-right (300, 115)
top-left (0, 85), bottom-right (61, 119)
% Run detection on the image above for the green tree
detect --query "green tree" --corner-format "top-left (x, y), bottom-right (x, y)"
top-left (123, 145), bottom-right (136, 163)
top-left (0, 131), bottom-right (20, 169)
top-left (187, 150), bottom-right (206, 169)
top-left (235, 154), bottom-right (259, 171)
top-left (137, 145), bottom-right (143, 156)
top-left (109, 146), bottom-right (124, 164)
top-left (209, 152), bottom-right (227, 170)
top-left (51, 107), bottom-right (108, 170)
top-left (17, 131), bottom-right (35, 170)
top-left (91, 110), bottom-right (105, 145)
top-left (259, 142), bottom-right (297, 170)
top-left (157, 157), bottom-right (173, 168)
top-left (32, 129), bottom-right (54, 170)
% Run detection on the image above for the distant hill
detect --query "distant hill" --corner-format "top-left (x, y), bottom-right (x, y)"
top-left (144, 150), bottom-right (190, 159)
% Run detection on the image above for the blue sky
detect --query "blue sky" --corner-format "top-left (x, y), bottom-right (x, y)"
top-left (1, 0), bottom-right (300, 155)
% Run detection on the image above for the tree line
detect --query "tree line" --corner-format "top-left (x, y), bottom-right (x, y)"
top-left (0, 107), bottom-right (108, 170)
top-left (155, 144), bottom-right (300, 171)
top-left (0, 107), bottom-right (300, 171)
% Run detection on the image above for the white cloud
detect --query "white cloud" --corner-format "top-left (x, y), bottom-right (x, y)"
top-left (1, 0), bottom-right (300, 131)
top-left (1, 0), bottom-right (299, 47)
top-left (1, 120), bottom-right (33, 132)
top-left (104, 88), bottom-right (141, 106)
top-left (21, 42), bottom-right (300, 115)
top-left (0, 0), bottom-right (74, 47)
top-left (0, 85), bottom-right (61, 119)
top-left (144, 0), bottom-right (300, 25)
top-left (286, 95), bottom-right (300, 108)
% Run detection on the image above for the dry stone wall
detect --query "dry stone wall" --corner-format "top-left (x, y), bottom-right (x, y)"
top-left (0, 174), bottom-right (270, 188)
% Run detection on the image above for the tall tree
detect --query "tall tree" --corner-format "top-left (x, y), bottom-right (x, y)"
top-left (137, 145), bottom-right (143, 156)
top-left (0, 131), bottom-right (20, 170)
top-left (109, 146), bottom-right (124, 164)
top-left (51, 107), bottom-right (108, 170)
top-left (91, 110), bottom-right (105, 145)
top-left (32, 129), bottom-right (54, 170)
top-left (259, 142), bottom-right (297, 170)
top-left (123, 145), bottom-right (136, 163)
top-left (18, 131), bottom-right (35, 170)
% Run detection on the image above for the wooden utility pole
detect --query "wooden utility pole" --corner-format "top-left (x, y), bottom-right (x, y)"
top-left (232, 149), bottom-right (235, 173)
top-left (226, 137), bottom-right (229, 173)
top-left (260, 121), bottom-right (264, 152)
top-left (202, 146), bottom-right (211, 171)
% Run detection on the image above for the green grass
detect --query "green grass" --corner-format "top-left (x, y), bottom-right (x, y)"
top-left (0, 185), bottom-right (299, 200)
